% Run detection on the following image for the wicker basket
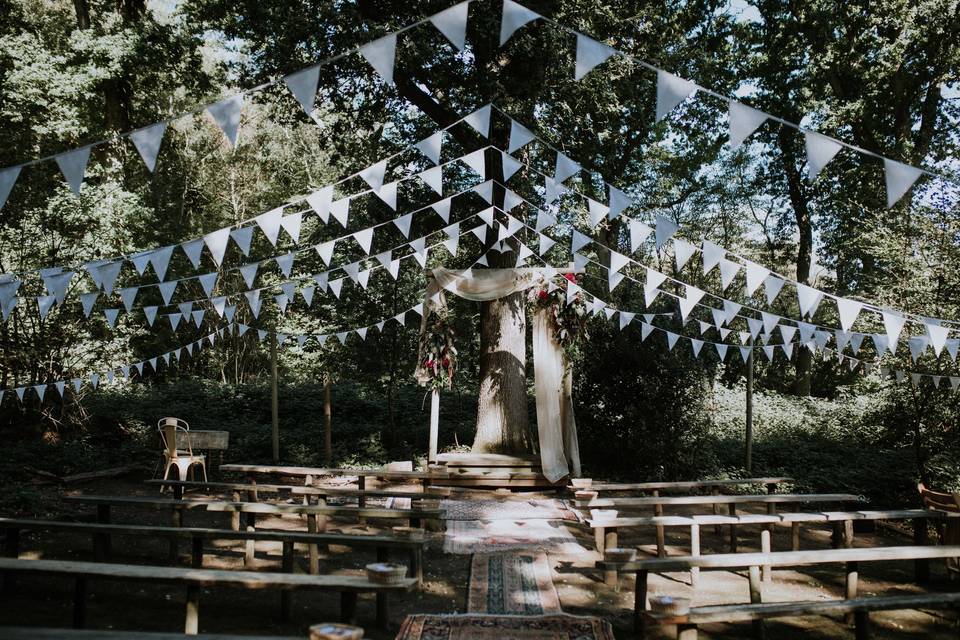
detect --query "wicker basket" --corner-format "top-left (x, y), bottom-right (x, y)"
top-left (604, 547), bottom-right (637, 563)
top-left (649, 595), bottom-right (691, 616)
top-left (308, 623), bottom-right (364, 640)
top-left (590, 508), bottom-right (618, 521)
top-left (574, 490), bottom-right (599, 503)
top-left (571, 478), bottom-right (594, 488)
top-left (366, 562), bottom-right (407, 584)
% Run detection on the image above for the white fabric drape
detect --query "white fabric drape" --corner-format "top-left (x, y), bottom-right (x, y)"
top-left (420, 268), bottom-right (580, 482)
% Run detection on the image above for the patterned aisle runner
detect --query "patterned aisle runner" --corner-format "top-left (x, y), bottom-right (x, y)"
top-left (467, 552), bottom-right (562, 614)
top-left (395, 613), bottom-right (617, 640)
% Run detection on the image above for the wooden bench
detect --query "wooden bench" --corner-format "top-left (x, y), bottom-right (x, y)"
top-left (219, 465), bottom-right (448, 507)
top-left (146, 479), bottom-right (451, 502)
top-left (598, 545), bottom-right (960, 635)
top-left (0, 557), bottom-right (414, 632)
top-left (0, 517), bottom-right (426, 584)
top-left (645, 591), bottom-right (960, 639)
top-left (576, 477), bottom-right (793, 494)
top-left (589, 509), bottom-right (958, 585)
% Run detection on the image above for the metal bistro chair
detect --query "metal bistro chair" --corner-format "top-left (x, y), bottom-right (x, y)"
top-left (157, 417), bottom-right (207, 491)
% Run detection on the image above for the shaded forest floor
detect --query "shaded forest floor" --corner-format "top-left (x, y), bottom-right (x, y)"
top-left (1, 472), bottom-right (958, 638)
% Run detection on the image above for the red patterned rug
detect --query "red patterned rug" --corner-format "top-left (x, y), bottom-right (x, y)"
top-left (467, 552), bottom-right (562, 614)
top-left (395, 613), bottom-right (617, 640)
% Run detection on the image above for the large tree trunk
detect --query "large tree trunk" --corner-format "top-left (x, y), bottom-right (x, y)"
top-left (472, 148), bottom-right (530, 453)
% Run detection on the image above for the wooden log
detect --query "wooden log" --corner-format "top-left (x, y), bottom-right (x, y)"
top-left (690, 524), bottom-right (700, 588)
top-left (791, 522), bottom-right (800, 552)
top-left (633, 569), bottom-right (648, 635)
top-left (748, 565), bottom-right (764, 639)
top-left (604, 528), bottom-right (619, 587)
top-left (844, 520), bottom-right (855, 549)
top-left (846, 561), bottom-right (859, 625)
top-left (712, 487), bottom-right (721, 535)
top-left (185, 584), bottom-right (200, 635)
top-left (306, 514), bottom-right (320, 575)
top-left (231, 491), bottom-right (241, 531)
top-left (760, 529), bottom-right (772, 582)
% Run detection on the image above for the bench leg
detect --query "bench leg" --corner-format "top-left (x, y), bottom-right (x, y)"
top-left (831, 522), bottom-right (842, 549)
top-left (712, 488), bottom-right (721, 535)
top-left (95, 505), bottom-right (112, 561)
top-left (603, 528), bottom-right (619, 587)
top-left (846, 561), bottom-right (859, 625)
top-left (340, 592), bottom-right (358, 625)
top-left (760, 529), bottom-right (771, 582)
top-left (595, 526), bottom-right (606, 554)
top-left (854, 610), bottom-right (870, 640)
top-left (2, 527), bottom-right (20, 593)
top-left (748, 565), bottom-right (764, 639)
top-left (244, 513), bottom-right (257, 568)
top-left (843, 520), bottom-right (854, 549)
top-left (791, 522), bottom-right (800, 551)
top-left (677, 623), bottom-right (698, 640)
top-left (913, 518), bottom-right (930, 583)
top-left (280, 541), bottom-right (294, 621)
top-left (191, 536), bottom-right (204, 568)
top-left (728, 503), bottom-right (738, 553)
top-left (231, 491), bottom-right (241, 531)
top-left (689, 524), bottom-right (700, 588)
top-left (376, 592), bottom-right (389, 630)
top-left (73, 577), bottom-right (87, 629)
top-left (411, 548), bottom-right (423, 588)
top-left (633, 570), bottom-right (648, 637)
top-left (307, 514), bottom-right (320, 575)
top-left (185, 584), bottom-right (200, 635)
top-left (653, 490), bottom-right (665, 558)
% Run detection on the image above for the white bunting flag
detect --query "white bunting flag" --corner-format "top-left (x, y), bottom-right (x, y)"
top-left (178, 301), bottom-right (193, 319)
top-left (607, 185), bottom-right (633, 220)
top-left (779, 325), bottom-right (797, 346)
top-left (508, 119), bottom-right (536, 153)
top-left (415, 132), bottom-right (443, 165)
top-left (760, 311), bottom-right (779, 334)
top-left (656, 71), bottom-right (698, 122)
top-left (716, 343), bottom-right (729, 361)
top-left (388, 259), bottom-right (401, 279)
top-left (666, 332), bottom-right (680, 351)
top-left (796, 283), bottom-right (823, 317)
top-left (884, 158), bottom-right (924, 208)
top-left (42, 270), bottom-right (73, 304)
top-left (343, 261), bottom-right (361, 283)
top-left (727, 101), bottom-right (767, 149)
top-left (571, 230), bottom-right (592, 254)
top-left (130, 251), bottom-right (152, 275)
top-left (502, 151), bottom-right (523, 181)
top-left (909, 336), bottom-right (929, 361)
top-left (574, 33), bottom-right (618, 80)
top-left (144, 305), bottom-right (159, 327)
top-left (535, 209), bottom-right (557, 232)
top-left (645, 267), bottom-right (668, 293)
top-left (275, 252), bottom-right (295, 277)
top-left (554, 152), bottom-right (580, 183)
top-left (743, 261), bottom-right (770, 296)
top-left (607, 271), bottom-right (624, 292)
top-left (274, 294), bottom-right (289, 314)
top-left (629, 219), bottom-right (653, 252)
top-left (239, 262), bottom-right (259, 288)
top-left (207, 95), bottom-right (243, 147)
top-left (461, 149), bottom-right (486, 178)
top-left (281, 213), bottom-right (303, 243)
top-left (328, 278), bottom-right (343, 298)
top-left (850, 333), bottom-right (865, 354)
top-left (103, 308), bottom-right (119, 329)
top-left (359, 159), bottom-right (388, 192)
top-left (375, 181), bottom-right (398, 209)
top-left (444, 224), bottom-right (460, 255)
top-left (654, 214), bottom-right (678, 248)
top-left (835, 297), bottom-right (863, 332)
top-left (230, 226), bottom-right (254, 256)
top-left (619, 311), bottom-right (635, 330)
top-left (254, 208), bottom-right (285, 246)
top-left (881, 310), bottom-right (906, 350)
top-left (307, 185), bottom-right (334, 223)
top-left (80, 292), bottom-right (98, 317)
top-left (359, 33), bottom-right (397, 85)
top-left (586, 198), bottom-right (609, 227)
top-left (870, 333), bottom-right (888, 355)
top-left (640, 322), bottom-right (654, 341)
top-left (158, 280), bottom-right (178, 305)
top-left (722, 300), bottom-right (742, 325)
top-left (701, 240), bottom-right (725, 274)
top-left (804, 131), bottom-right (842, 180)
top-left (431, 197), bottom-right (452, 222)
top-left (301, 287), bottom-right (315, 307)
top-left (284, 66), bottom-right (320, 116)
top-left (502, 189), bottom-right (523, 213)
top-left (609, 250), bottom-right (630, 274)
top-left (465, 104), bottom-right (492, 138)
top-left (56, 146), bottom-right (92, 194)
top-left (130, 122), bottom-right (167, 172)
top-left (544, 176), bottom-right (568, 203)
top-left (670, 239), bottom-right (694, 271)
top-left (418, 165), bottom-right (444, 195)
top-left (500, 0), bottom-right (541, 45)
top-left (353, 227), bottom-right (375, 254)
top-left (393, 212), bottom-right (414, 238)
top-left (118, 286), bottom-right (138, 312)
top-left (211, 297), bottom-right (227, 317)
top-left (538, 233), bottom-right (556, 255)
top-left (192, 309), bottom-right (205, 326)
top-left (739, 346), bottom-right (753, 362)
top-left (747, 317), bottom-right (763, 339)
top-left (148, 245), bottom-right (174, 281)
top-left (330, 197), bottom-right (350, 227)
top-left (764, 275), bottom-right (785, 304)
top-left (181, 239), bottom-right (204, 269)
top-left (0, 166), bottom-right (20, 210)
top-left (410, 237), bottom-right (428, 267)
top-left (711, 307), bottom-right (726, 328)
top-left (718, 258), bottom-right (741, 290)
top-left (203, 227), bottom-right (231, 266)
top-left (927, 323), bottom-right (950, 357)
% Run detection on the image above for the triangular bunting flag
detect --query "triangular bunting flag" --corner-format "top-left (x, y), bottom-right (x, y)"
top-left (130, 122), bottom-right (167, 172)
top-left (796, 283), bottom-right (824, 317)
top-left (884, 158), bottom-right (924, 208)
top-left (359, 159), bottom-right (388, 192)
top-left (574, 33), bottom-right (618, 81)
top-left (330, 197), bottom-right (350, 227)
top-left (418, 165), bottom-right (444, 195)
top-left (500, 0), bottom-right (541, 45)
top-left (701, 240), bottom-right (725, 274)
top-left (181, 239), bottom-right (204, 269)
top-left (804, 131), bottom-right (842, 180)
top-left (359, 33), bottom-right (397, 85)
top-left (206, 94), bottom-right (243, 147)
top-left (306, 185), bottom-right (334, 223)
top-left (464, 104), bottom-right (492, 138)
top-left (727, 101), bottom-right (767, 149)
top-left (608, 185), bottom-right (633, 220)
top-left (836, 297), bottom-right (863, 332)
top-left (55, 146), bottom-right (92, 194)
top-left (502, 152), bottom-right (523, 181)
top-left (743, 261), bottom-right (769, 296)
top-left (764, 275), bottom-right (785, 304)
top-left (656, 71), bottom-right (698, 122)
top-left (461, 149), bottom-right (486, 177)
top-left (432, 197), bottom-right (452, 222)
top-left (393, 212), bottom-right (414, 238)
top-left (353, 227), bottom-right (375, 254)
top-left (587, 198), bottom-right (609, 227)
top-left (508, 119), bottom-right (536, 153)
top-left (230, 226), bottom-right (254, 256)
top-left (554, 152), bottom-right (580, 183)
top-left (284, 66), bottom-right (321, 116)
top-left (281, 212), bottom-right (303, 244)
top-left (415, 131), bottom-right (443, 165)
top-left (239, 263), bottom-right (259, 288)
top-left (630, 219), bottom-right (653, 252)
top-left (0, 166), bottom-right (20, 210)
top-left (203, 227), bottom-right (232, 266)
top-left (654, 214), bottom-right (678, 248)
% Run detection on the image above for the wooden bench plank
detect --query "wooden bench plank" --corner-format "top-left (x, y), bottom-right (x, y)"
top-left (146, 480), bottom-right (451, 499)
top-left (219, 464), bottom-right (445, 481)
top-left (584, 493), bottom-right (862, 507)
top-left (582, 478), bottom-right (794, 492)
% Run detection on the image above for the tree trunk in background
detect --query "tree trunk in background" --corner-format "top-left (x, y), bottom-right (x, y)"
top-left (472, 148), bottom-right (530, 454)
top-left (778, 129), bottom-right (813, 396)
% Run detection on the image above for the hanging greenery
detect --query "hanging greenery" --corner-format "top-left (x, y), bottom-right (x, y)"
top-left (417, 306), bottom-right (457, 390)
top-left (529, 273), bottom-right (590, 364)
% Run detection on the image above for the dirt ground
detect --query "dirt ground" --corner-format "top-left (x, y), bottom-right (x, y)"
top-left (1, 472), bottom-right (958, 639)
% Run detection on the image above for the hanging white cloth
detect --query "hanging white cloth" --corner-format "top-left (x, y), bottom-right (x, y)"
top-left (419, 268), bottom-right (579, 482)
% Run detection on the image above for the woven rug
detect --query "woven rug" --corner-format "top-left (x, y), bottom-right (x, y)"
top-left (440, 499), bottom-right (578, 522)
top-left (468, 552), bottom-right (561, 614)
top-left (443, 519), bottom-right (587, 555)
top-left (395, 613), bottom-right (616, 640)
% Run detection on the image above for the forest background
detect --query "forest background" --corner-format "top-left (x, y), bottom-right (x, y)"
top-left (1, 0), bottom-right (959, 512)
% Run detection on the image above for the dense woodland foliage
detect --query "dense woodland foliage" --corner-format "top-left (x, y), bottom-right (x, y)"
top-left (1, 0), bottom-right (960, 507)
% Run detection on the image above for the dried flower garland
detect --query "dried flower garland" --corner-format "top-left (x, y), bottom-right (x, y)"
top-left (417, 306), bottom-right (457, 390)
top-left (528, 272), bottom-right (589, 364)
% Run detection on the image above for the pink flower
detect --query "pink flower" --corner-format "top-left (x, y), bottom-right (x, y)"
top-left (563, 273), bottom-right (577, 283)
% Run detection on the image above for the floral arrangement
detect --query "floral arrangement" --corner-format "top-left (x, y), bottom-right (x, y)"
top-left (528, 272), bottom-right (589, 363)
top-left (417, 306), bottom-right (457, 390)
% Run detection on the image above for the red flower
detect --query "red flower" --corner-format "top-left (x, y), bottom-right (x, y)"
top-left (538, 289), bottom-right (549, 300)
top-left (442, 357), bottom-right (450, 367)
top-left (563, 272), bottom-right (577, 283)
top-left (425, 359), bottom-right (435, 368)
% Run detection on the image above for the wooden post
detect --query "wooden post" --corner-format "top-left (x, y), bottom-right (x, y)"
top-left (324, 374), bottom-right (332, 466)
top-left (745, 338), bottom-right (754, 473)
top-left (633, 569), bottom-right (649, 635)
top-left (845, 561), bottom-right (859, 624)
top-left (428, 388), bottom-right (440, 464)
top-left (271, 331), bottom-right (280, 464)
top-left (689, 524), bottom-right (700, 587)
top-left (653, 490), bottom-right (665, 558)
top-left (748, 565), bottom-right (764, 639)
top-left (185, 584), bottom-right (200, 634)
